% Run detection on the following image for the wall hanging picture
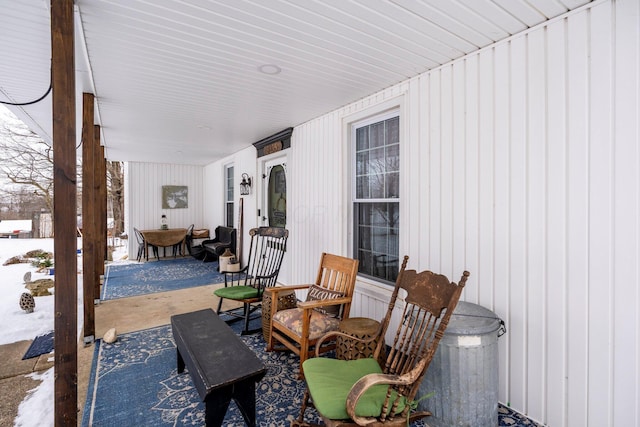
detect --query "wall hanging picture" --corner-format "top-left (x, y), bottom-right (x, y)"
top-left (162, 185), bottom-right (188, 209)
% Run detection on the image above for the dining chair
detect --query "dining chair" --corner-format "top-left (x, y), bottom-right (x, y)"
top-left (134, 227), bottom-right (157, 261)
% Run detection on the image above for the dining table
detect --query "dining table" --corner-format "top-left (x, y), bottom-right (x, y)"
top-left (140, 228), bottom-right (187, 260)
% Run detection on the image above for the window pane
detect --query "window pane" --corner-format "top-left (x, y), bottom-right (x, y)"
top-left (385, 144), bottom-right (399, 172)
top-left (356, 151), bottom-right (368, 175)
top-left (369, 147), bottom-right (384, 174)
top-left (354, 201), bottom-right (399, 283)
top-left (385, 172), bottom-right (399, 198)
top-left (370, 122), bottom-right (384, 148)
top-left (226, 166), bottom-right (234, 202)
top-left (356, 176), bottom-right (369, 199)
top-left (356, 127), bottom-right (368, 151)
top-left (226, 203), bottom-right (234, 228)
top-left (370, 173), bottom-right (384, 198)
top-left (225, 165), bottom-right (234, 227)
top-left (385, 117), bottom-right (399, 144)
top-left (358, 249), bottom-right (374, 277)
top-left (371, 227), bottom-right (388, 253)
top-left (358, 225), bottom-right (371, 250)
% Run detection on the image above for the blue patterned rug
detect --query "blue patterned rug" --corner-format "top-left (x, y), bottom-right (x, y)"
top-left (102, 258), bottom-right (225, 300)
top-left (82, 319), bottom-right (540, 426)
top-left (22, 330), bottom-right (54, 360)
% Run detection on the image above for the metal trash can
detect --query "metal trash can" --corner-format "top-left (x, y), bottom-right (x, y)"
top-left (418, 301), bottom-right (505, 427)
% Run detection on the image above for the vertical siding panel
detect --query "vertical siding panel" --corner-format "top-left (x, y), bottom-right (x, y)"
top-left (509, 34), bottom-right (528, 413)
top-left (451, 62), bottom-right (467, 282)
top-left (418, 75), bottom-right (431, 269)
top-left (566, 11), bottom-right (590, 427)
top-left (464, 55), bottom-right (480, 304)
top-left (439, 65), bottom-right (454, 276)
top-left (493, 41), bottom-right (512, 404)
top-left (406, 78), bottom-right (421, 265)
top-left (587, 3), bottom-right (614, 426)
top-left (291, 123), bottom-right (301, 283)
top-left (478, 49), bottom-right (496, 309)
top-left (526, 28), bottom-right (547, 420)
top-left (429, 71), bottom-right (442, 271)
top-left (612, 0), bottom-right (640, 425)
top-left (545, 18), bottom-right (569, 427)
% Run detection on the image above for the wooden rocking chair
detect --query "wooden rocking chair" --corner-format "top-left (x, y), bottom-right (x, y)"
top-left (214, 226), bottom-right (288, 335)
top-left (293, 256), bottom-right (469, 427)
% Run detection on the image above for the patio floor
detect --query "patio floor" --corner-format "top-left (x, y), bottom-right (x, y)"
top-left (77, 280), bottom-right (542, 426)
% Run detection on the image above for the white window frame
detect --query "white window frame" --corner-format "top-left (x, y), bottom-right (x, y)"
top-left (224, 164), bottom-right (234, 228)
top-left (350, 108), bottom-right (401, 284)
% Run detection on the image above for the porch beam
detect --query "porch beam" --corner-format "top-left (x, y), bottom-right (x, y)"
top-left (51, 0), bottom-right (77, 424)
top-left (81, 93), bottom-right (96, 341)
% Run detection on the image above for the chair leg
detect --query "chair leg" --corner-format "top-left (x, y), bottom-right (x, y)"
top-left (216, 296), bottom-right (223, 313)
top-left (242, 303), bottom-right (251, 334)
top-left (291, 388), bottom-right (312, 427)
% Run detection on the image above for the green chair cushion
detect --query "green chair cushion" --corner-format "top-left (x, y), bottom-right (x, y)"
top-left (303, 357), bottom-right (406, 420)
top-left (214, 286), bottom-right (259, 300)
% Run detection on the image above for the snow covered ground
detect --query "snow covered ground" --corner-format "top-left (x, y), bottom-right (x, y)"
top-left (0, 238), bottom-right (128, 427)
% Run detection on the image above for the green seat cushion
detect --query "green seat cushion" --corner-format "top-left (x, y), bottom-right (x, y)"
top-left (303, 357), bottom-right (406, 420)
top-left (214, 286), bottom-right (259, 300)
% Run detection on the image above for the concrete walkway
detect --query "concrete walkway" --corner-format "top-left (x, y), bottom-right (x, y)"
top-left (0, 340), bottom-right (54, 426)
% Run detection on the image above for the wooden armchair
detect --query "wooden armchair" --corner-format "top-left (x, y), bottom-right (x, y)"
top-left (214, 227), bottom-right (288, 334)
top-left (202, 226), bottom-right (237, 262)
top-left (266, 253), bottom-right (359, 376)
top-left (292, 256), bottom-right (469, 427)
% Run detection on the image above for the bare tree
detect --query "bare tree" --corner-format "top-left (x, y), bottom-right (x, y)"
top-left (106, 160), bottom-right (124, 237)
top-left (0, 109), bottom-right (55, 215)
top-left (1, 108), bottom-right (125, 238)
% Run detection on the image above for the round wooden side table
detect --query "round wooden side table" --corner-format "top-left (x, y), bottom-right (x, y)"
top-left (262, 289), bottom-right (297, 342)
top-left (336, 317), bottom-right (383, 362)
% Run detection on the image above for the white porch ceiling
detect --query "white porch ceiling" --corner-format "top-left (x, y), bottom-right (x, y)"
top-left (1, 0), bottom-right (592, 165)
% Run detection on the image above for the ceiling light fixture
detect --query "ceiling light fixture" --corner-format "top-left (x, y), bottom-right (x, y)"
top-left (258, 64), bottom-right (281, 75)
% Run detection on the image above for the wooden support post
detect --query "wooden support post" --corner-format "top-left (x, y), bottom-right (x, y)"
top-left (82, 93), bottom-right (96, 342)
top-left (51, 0), bottom-right (77, 425)
top-left (94, 134), bottom-right (106, 299)
top-left (100, 142), bottom-right (107, 270)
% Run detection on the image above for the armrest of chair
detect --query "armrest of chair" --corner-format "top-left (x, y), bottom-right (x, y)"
top-left (297, 296), bottom-right (352, 310)
top-left (264, 284), bottom-right (311, 297)
top-left (346, 360), bottom-right (429, 425)
top-left (220, 265), bottom-right (248, 273)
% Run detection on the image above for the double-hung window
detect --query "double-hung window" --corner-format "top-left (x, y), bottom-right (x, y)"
top-left (225, 165), bottom-right (234, 228)
top-left (352, 112), bottom-right (400, 283)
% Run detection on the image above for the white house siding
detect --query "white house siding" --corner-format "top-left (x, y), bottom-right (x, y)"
top-left (284, 1), bottom-right (639, 426)
top-left (125, 162), bottom-right (205, 259)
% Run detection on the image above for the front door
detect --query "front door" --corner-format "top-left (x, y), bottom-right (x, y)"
top-left (262, 157), bottom-right (287, 228)
top-left (261, 155), bottom-right (289, 284)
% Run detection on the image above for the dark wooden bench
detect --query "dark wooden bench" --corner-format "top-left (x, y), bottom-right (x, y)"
top-left (171, 309), bottom-right (266, 426)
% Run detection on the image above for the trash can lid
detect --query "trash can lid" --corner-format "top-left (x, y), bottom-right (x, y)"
top-left (445, 301), bottom-right (502, 335)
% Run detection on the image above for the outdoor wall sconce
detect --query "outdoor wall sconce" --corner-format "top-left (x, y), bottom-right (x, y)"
top-left (240, 173), bottom-right (252, 195)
